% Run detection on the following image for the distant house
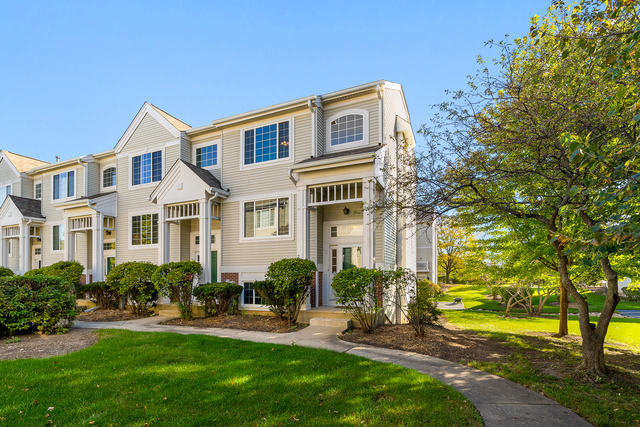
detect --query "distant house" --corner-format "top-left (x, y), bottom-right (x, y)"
top-left (0, 80), bottom-right (418, 318)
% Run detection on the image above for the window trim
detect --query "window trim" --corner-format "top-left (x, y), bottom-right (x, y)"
top-left (239, 194), bottom-right (294, 242)
top-left (50, 222), bottom-right (65, 254)
top-left (325, 109), bottom-right (370, 153)
top-left (192, 139), bottom-right (221, 170)
top-left (241, 281), bottom-right (264, 307)
top-left (49, 167), bottom-right (78, 203)
top-left (101, 164), bottom-right (117, 189)
top-left (127, 210), bottom-right (160, 250)
top-left (34, 181), bottom-right (42, 200)
top-left (128, 148), bottom-right (165, 190)
top-left (240, 117), bottom-right (294, 170)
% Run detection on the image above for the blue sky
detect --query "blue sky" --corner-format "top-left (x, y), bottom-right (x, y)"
top-left (0, 0), bottom-right (552, 163)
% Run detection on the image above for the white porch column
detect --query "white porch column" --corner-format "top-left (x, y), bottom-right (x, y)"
top-left (296, 187), bottom-right (310, 260)
top-left (158, 205), bottom-right (170, 265)
top-left (19, 223), bottom-right (30, 275)
top-left (0, 232), bottom-right (6, 268)
top-left (199, 199), bottom-right (212, 283)
top-left (91, 212), bottom-right (104, 282)
top-left (64, 219), bottom-right (75, 261)
top-left (362, 178), bottom-right (375, 269)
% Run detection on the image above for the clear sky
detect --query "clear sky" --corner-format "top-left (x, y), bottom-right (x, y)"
top-left (0, 0), bottom-right (553, 163)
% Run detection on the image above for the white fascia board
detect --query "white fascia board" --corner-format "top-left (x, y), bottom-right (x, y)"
top-left (320, 80), bottom-right (386, 102)
top-left (201, 96), bottom-right (315, 129)
top-left (25, 155), bottom-right (94, 175)
top-left (396, 116), bottom-right (416, 149)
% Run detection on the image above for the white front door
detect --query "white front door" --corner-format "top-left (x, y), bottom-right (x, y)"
top-left (326, 244), bottom-right (363, 306)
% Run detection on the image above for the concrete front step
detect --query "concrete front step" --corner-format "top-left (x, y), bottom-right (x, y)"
top-left (158, 309), bottom-right (181, 318)
top-left (309, 317), bottom-right (352, 329)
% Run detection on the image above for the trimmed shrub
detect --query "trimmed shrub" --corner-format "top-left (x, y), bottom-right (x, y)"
top-left (193, 282), bottom-right (243, 316)
top-left (0, 275), bottom-right (79, 336)
top-left (623, 284), bottom-right (640, 302)
top-left (152, 261), bottom-right (202, 320)
top-left (82, 281), bottom-right (120, 310)
top-left (25, 261), bottom-right (84, 286)
top-left (383, 268), bottom-right (441, 337)
top-left (253, 280), bottom-right (286, 319)
top-left (259, 258), bottom-right (316, 325)
top-left (406, 280), bottom-right (442, 336)
top-left (0, 267), bottom-right (14, 278)
top-left (331, 267), bottom-right (384, 333)
top-left (106, 262), bottom-right (158, 315)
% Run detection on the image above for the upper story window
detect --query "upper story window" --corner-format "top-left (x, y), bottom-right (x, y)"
top-left (326, 109), bottom-right (369, 152)
top-left (196, 145), bottom-right (218, 168)
top-left (53, 171), bottom-right (74, 200)
top-left (244, 121), bottom-right (289, 165)
top-left (132, 151), bottom-right (162, 186)
top-left (243, 197), bottom-right (290, 238)
top-left (35, 182), bottom-right (42, 199)
top-left (0, 185), bottom-right (11, 203)
top-left (103, 167), bottom-right (116, 188)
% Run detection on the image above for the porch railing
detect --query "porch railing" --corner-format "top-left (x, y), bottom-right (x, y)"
top-left (308, 181), bottom-right (363, 206)
top-left (167, 201), bottom-right (200, 220)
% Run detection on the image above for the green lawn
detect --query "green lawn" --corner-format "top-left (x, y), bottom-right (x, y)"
top-left (440, 285), bottom-right (640, 426)
top-left (442, 285), bottom-right (640, 314)
top-left (0, 330), bottom-right (482, 427)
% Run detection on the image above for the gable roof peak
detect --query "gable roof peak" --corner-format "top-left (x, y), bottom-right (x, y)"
top-left (1, 150), bottom-right (49, 173)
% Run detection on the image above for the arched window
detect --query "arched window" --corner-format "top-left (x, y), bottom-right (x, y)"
top-left (326, 109), bottom-right (369, 152)
top-left (103, 167), bottom-right (116, 188)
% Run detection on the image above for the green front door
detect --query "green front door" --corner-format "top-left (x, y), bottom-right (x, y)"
top-left (211, 251), bottom-right (217, 283)
top-left (107, 257), bottom-right (115, 274)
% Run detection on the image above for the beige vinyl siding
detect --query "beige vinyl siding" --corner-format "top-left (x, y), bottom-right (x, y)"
top-left (0, 160), bottom-right (17, 184)
top-left (122, 113), bottom-right (176, 152)
top-left (316, 107), bottom-right (325, 157)
top-left (169, 222), bottom-right (180, 262)
top-left (114, 113), bottom-right (180, 265)
top-left (38, 171), bottom-right (65, 267)
top-left (8, 239), bottom-right (19, 272)
top-left (87, 162), bottom-right (100, 196)
top-left (180, 221), bottom-right (191, 261)
top-left (219, 112), bottom-right (311, 199)
top-left (375, 208), bottom-right (384, 265)
top-left (20, 177), bottom-right (33, 199)
top-left (323, 202), bottom-right (363, 222)
top-left (75, 232), bottom-right (89, 270)
top-left (221, 197), bottom-right (297, 266)
top-left (323, 95), bottom-right (380, 149)
top-left (180, 135), bottom-right (192, 163)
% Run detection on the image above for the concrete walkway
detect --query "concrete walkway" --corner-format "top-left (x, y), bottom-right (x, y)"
top-left (618, 310), bottom-right (640, 319)
top-left (74, 317), bottom-right (591, 427)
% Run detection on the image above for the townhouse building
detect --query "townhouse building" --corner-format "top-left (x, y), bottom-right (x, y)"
top-left (0, 80), bottom-right (418, 316)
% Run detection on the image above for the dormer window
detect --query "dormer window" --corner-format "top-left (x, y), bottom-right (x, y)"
top-left (326, 109), bottom-right (369, 152)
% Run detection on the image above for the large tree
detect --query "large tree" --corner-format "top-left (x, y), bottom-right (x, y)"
top-left (437, 216), bottom-right (473, 284)
top-left (393, 6), bottom-right (638, 374)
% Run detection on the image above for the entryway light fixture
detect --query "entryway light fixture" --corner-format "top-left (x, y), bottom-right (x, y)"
top-left (343, 206), bottom-right (350, 215)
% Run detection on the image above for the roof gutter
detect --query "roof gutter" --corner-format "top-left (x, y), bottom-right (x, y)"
top-left (290, 150), bottom-right (382, 172)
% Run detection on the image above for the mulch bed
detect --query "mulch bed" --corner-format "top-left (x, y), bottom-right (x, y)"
top-left (163, 315), bottom-right (309, 333)
top-left (340, 320), bottom-right (513, 364)
top-left (0, 329), bottom-right (99, 361)
top-left (77, 309), bottom-right (152, 322)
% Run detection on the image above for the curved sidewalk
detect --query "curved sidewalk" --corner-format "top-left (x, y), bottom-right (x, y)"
top-left (74, 317), bottom-right (591, 427)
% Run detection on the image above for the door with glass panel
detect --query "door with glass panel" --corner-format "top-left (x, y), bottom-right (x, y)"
top-left (327, 244), bottom-right (363, 306)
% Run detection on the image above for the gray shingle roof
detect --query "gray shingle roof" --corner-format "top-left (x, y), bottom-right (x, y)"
top-left (295, 144), bottom-right (382, 165)
top-left (8, 195), bottom-right (45, 219)
top-left (180, 160), bottom-right (224, 190)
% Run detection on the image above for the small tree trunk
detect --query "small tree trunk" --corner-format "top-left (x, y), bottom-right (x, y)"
top-left (578, 327), bottom-right (607, 375)
top-left (558, 283), bottom-right (568, 336)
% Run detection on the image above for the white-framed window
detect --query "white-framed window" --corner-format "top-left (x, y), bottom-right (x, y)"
top-left (34, 247), bottom-right (42, 255)
top-left (52, 224), bottom-right (65, 251)
top-left (7, 240), bottom-right (12, 256)
top-left (243, 197), bottom-right (290, 239)
top-left (102, 166), bottom-right (116, 188)
top-left (132, 151), bottom-right (162, 186)
top-left (52, 171), bottom-right (75, 200)
top-left (103, 242), bottom-right (116, 251)
top-left (243, 282), bottom-right (262, 305)
top-left (325, 109), bottom-right (369, 152)
top-left (34, 182), bottom-right (42, 200)
top-left (0, 185), bottom-right (11, 203)
top-left (243, 120), bottom-right (290, 166)
top-left (131, 213), bottom-right (159, 246)
top-left (195, 235), bottom-right (200, 245)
